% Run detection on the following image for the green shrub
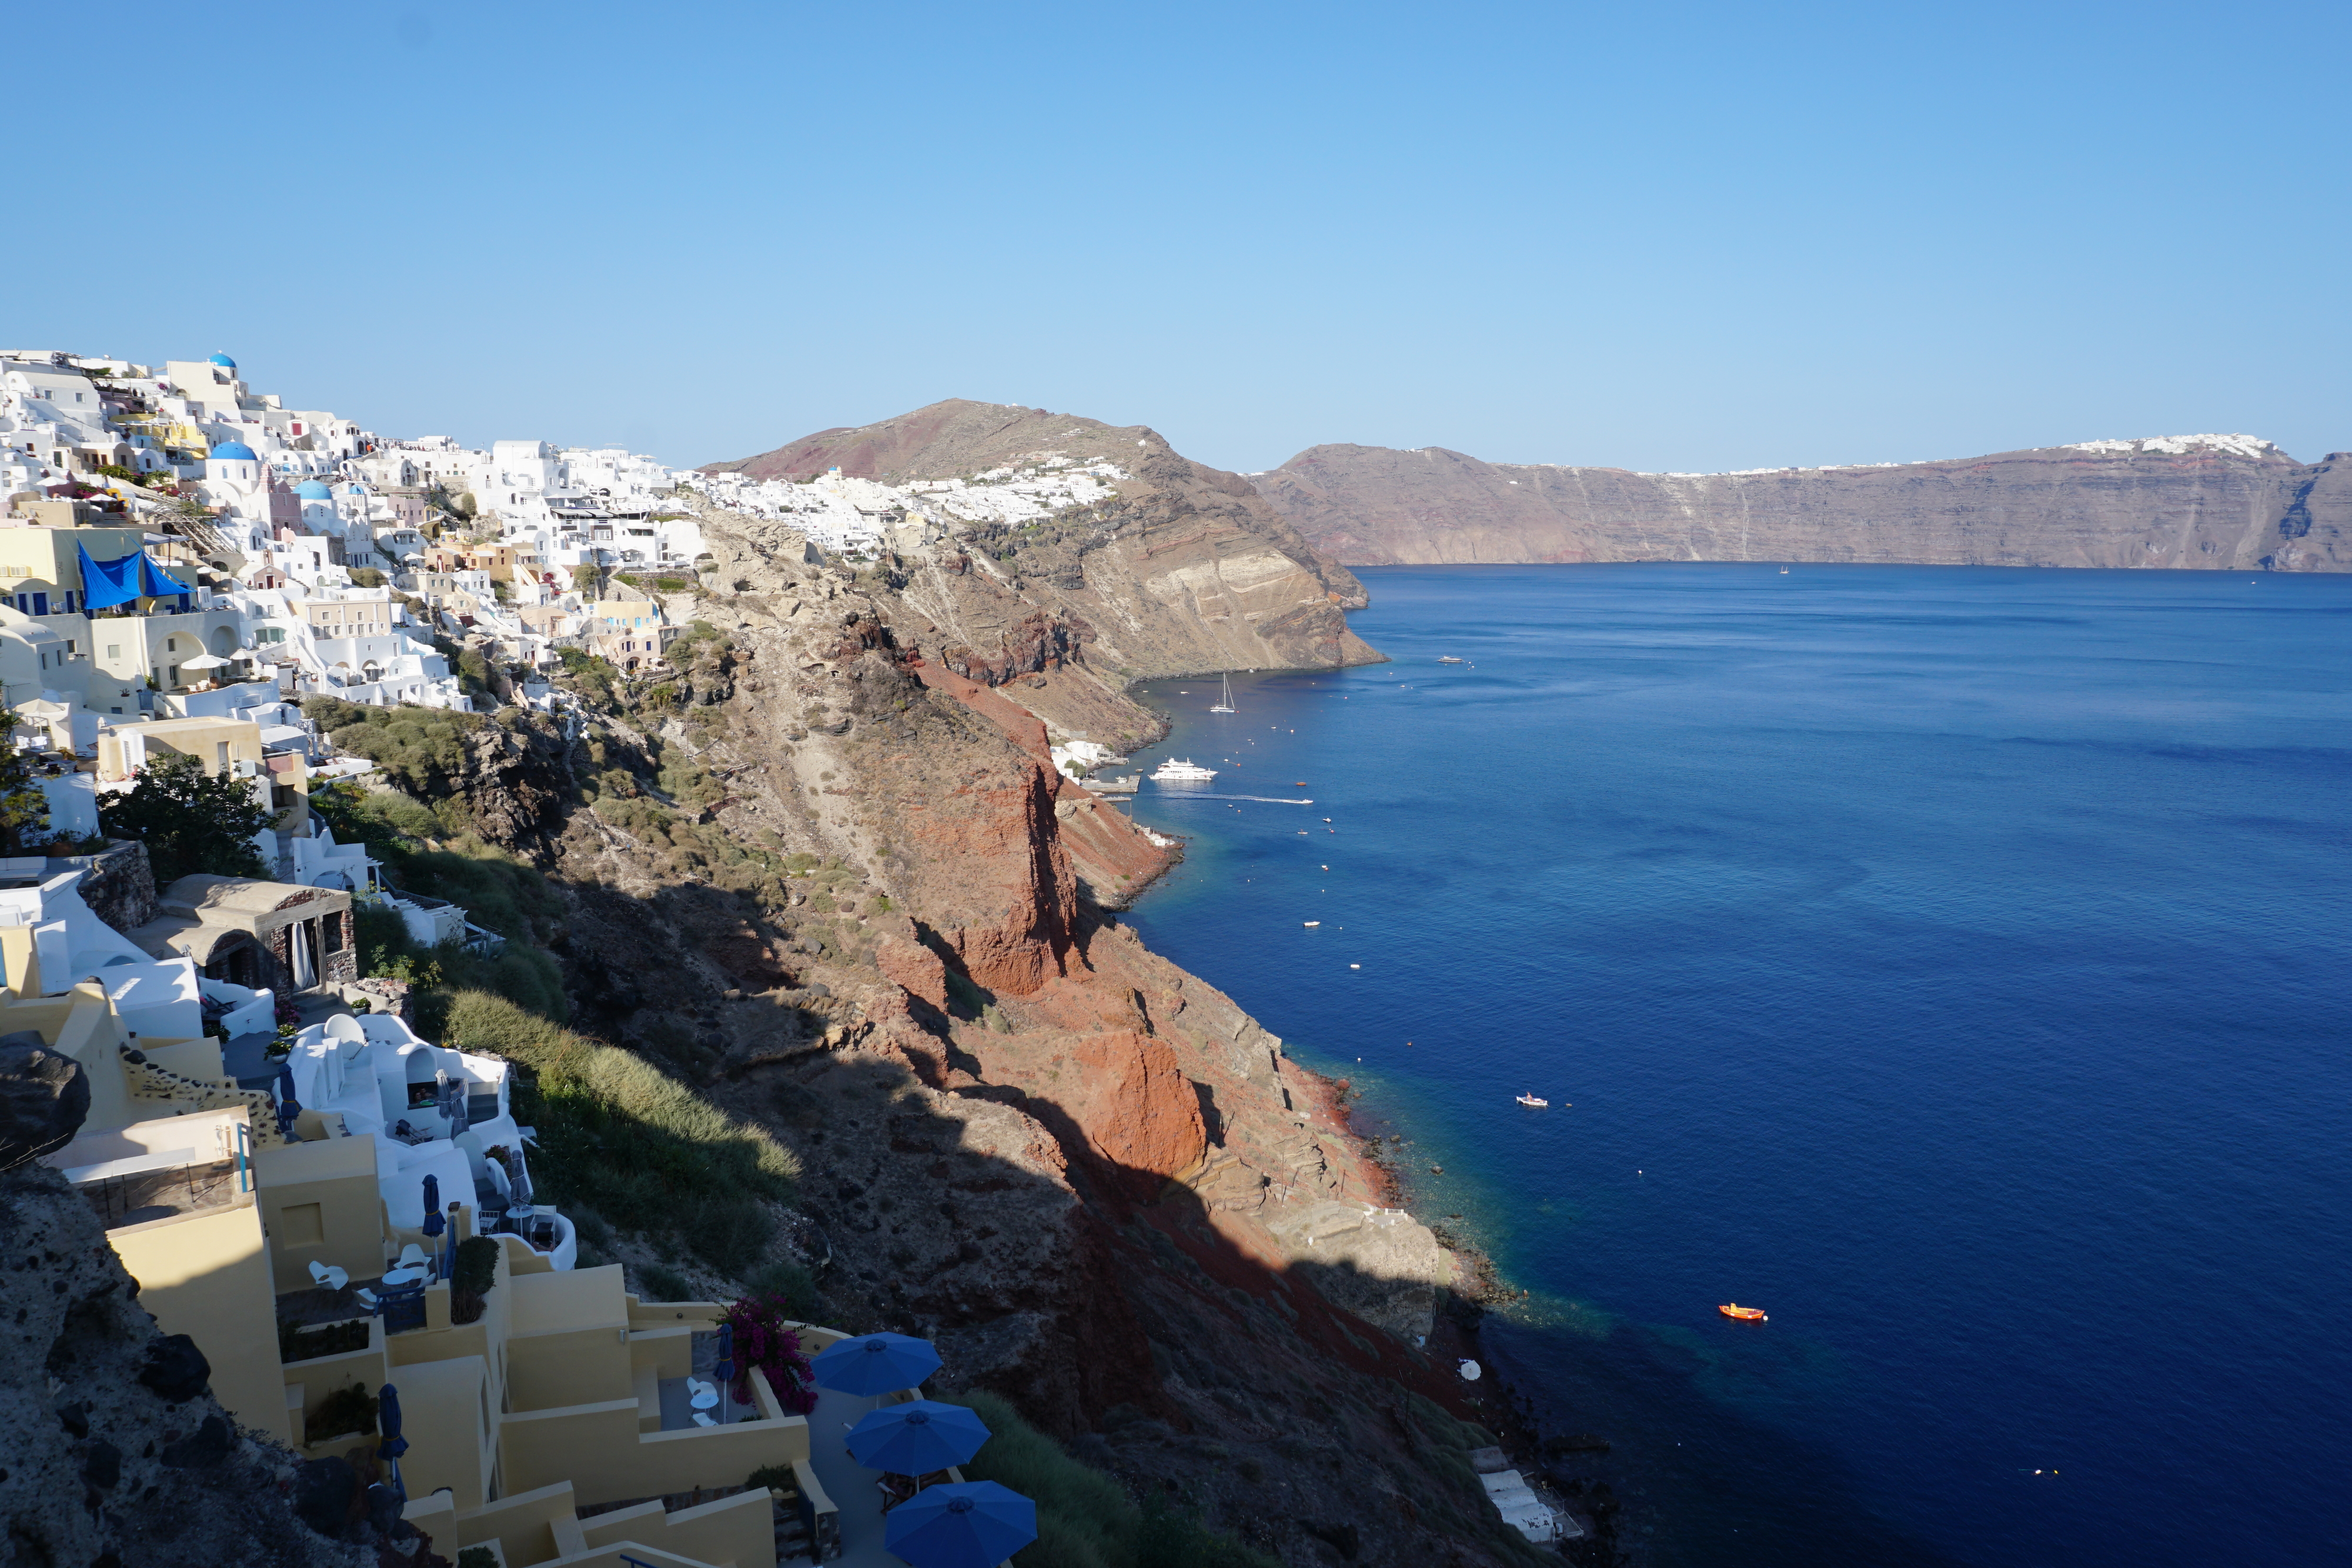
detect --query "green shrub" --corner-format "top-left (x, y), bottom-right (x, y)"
top-left (637, 1262), bottom-right (693, 1301)
top-left (746, 1258), bottom-right (822, 1320)
top-left (438, 991), bottom-right (797, 1273)
top-left (945, 1391), bottom-right (1279, 1568)
top-left (305, 1381), bottom-right (379, 1445)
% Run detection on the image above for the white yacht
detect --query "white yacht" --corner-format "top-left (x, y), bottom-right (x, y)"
top-left (1152, 758), bottom-right (1218, 781)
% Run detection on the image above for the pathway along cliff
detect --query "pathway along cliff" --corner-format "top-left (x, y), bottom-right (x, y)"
top-left (348, 409), bottom-right (1598, 1567)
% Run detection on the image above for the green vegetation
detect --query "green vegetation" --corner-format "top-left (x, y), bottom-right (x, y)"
top-left (0, 710), bottom-right (51, 854)
top-left (347, 567), bottom-right (387, 588)
top-left (309, 777), bottom-right (567, 1026)
top-left (277, 1317), bottom-right (370, 1363)
top-left (98, 751), bottom-right (272, 882)
top-left (946, 1391), bottom-right (1278, 1568)
top-left (437, 989), bottom-right (797, 1275)
top-left (637, 1262), bottom-right (694, 1301)
top-left (303, 696), bottom-right (489, 799)
top-left (305, 1382), bottom-right (379, 1445)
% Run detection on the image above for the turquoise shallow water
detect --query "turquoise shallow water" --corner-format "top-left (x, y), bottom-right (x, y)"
top-left (1119, 564), bottom-right (2352, 1567)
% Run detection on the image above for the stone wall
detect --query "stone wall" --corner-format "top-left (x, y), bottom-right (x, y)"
top-left (75, 840), bottom-right (156, 937)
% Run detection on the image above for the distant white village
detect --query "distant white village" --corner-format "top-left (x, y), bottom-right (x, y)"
top-left (0, 346), bottom-right (1138, 863)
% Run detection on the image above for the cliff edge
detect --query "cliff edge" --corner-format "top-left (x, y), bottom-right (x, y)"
top-left (1252, 435), bottom-right (2352, 571)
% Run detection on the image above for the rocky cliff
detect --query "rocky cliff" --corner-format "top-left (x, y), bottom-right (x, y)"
top-left (390, 457), bottom-right (1583, 1560)
top-left (1251, 435), bottom-right (2352, 571)
top-left (706, 399), bottom-right (1384, 677)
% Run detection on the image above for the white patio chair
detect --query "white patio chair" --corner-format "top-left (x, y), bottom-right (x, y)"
top-left (355, 1288), bottom-right (379, 1312)
top-left (308, 1260), bottom-right (349, 1292)
top-left (395, 1243), bottom-right (429, 1272)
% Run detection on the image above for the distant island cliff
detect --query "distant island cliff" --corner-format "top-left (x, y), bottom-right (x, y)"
top-left (1249, 435), bottom-right (2352, 571)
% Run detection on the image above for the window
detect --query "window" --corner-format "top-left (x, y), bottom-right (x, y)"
top-left (105, 644), bottom-right (119, 659)
top-left (323, 914), bottom-right (343, 954)
top-left (215, 742), bottom-right (230, 769)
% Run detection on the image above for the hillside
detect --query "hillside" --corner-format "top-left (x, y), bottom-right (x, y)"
top-left (705, 399), bottom-right (1382, 676)
top-left (322, 478), bottom-right (1603, 1560)
top-left (1250, 436), bottom-right (2352, 571)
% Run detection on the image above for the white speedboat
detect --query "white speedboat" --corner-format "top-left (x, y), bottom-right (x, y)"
top-left (1516, 1093), bottom-right (1548, 1108)
top-left (1152, 758), bottom-right (1217, 781)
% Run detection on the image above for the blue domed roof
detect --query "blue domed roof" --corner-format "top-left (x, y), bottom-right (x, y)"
top-left (295, 480), bottom-right (333, 499)
top-left (210, 440), bottom-right (258, 461)
top-left (208, 352), bottom-right (236, 368)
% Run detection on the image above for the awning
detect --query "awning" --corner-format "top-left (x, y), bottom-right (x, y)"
top-left (78, 543), bottom-right (193, 610)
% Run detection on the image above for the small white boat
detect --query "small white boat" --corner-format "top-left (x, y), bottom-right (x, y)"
top-left (1152, 758), bottom-right (1217, 781)
top-left (1211, 673), bottom-right (1237, 714)
top-left (1303, 920), bottom-right (1320, 927)
top-left (1516, 1093), bottom-right (1548, 1108)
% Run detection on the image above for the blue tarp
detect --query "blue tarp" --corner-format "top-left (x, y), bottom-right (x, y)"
top-left (76, 543), bottom-right (191, 610)
top-left (139, 551), bottom-right (191, 598)
top-left (77, 542), bottom-right (142, 610)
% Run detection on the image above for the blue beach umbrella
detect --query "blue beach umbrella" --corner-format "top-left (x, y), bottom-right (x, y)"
top-left (811, 1332), bottom-right (942, 1395)
top-left (376, 1382), bottom-right (410, 1503)
top-left (274, 1065), bottom-right (302, 1136)
top-left (849, 1400), bottom-right (991, 1476)
top-left (714, 1322), bottom-right (736, 1399)
top-left (884, 1481), bottom-right (1036, 1568)
top-left (420, 1174), bottom-right (445, 1277)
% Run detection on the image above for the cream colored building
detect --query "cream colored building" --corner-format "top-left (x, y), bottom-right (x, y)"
top-left (19, 931), bottom-right (848, 1568)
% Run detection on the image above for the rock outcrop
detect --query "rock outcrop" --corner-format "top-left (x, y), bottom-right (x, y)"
top-left (0, 1163), bottom-right (370, 1568)
top-left (1253, 435), bottom-right (2352, 571)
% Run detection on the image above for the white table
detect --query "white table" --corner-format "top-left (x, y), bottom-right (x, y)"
top-left (380, 1267), bottom-right (427, 1288)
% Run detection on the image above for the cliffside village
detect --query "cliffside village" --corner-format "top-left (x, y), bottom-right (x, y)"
top-left (0, 349), bottom-right (1131, 1566)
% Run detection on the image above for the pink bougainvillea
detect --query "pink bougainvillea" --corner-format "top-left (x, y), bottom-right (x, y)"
top-left (722, 1292), bottom-right (817, 1413)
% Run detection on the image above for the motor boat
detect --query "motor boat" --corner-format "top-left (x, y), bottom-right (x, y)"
top-left (1516, 1093), bottom-right (1548, 1108)
top-left (1719, 1303), bottom-right (1769, 1322)
top-left (1152, 758), bottom-right (1217, 781)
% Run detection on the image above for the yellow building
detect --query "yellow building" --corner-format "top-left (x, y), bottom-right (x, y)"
top-left (97, 715), bottom-right (309, 834)
top-left (299, 594), bottom-right (395, 638)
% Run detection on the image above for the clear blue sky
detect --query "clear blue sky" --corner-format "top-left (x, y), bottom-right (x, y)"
top-left (19, 1), bottom-right (2347, 474)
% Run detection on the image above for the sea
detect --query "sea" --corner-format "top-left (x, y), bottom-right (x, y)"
top-left (1117, 564), bottom-right (2352, 1568)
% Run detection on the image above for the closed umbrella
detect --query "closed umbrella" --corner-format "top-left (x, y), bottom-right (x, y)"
top-left (714, 1322), bottom-right (735, 1406)
top-left (884, 1481), bottom-right (1036, 1568)
top-left (811, 1332), bottom-right (943, 1396)
top-left (274, 1065), bottom-right (302, 1137)
top-left (507, 1144), bottom-right (533, 1213)
top-left (420, 1174), bottom-right (445, 1279)
top-left (849, 1400), bottom-right (991, 1476)
top-left (376, 1382), bottom-right (409, 1504)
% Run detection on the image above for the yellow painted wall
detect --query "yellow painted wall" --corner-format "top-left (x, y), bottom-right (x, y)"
top-left (498, 1398), bottom-right (804, 1506)
top-left (451, 1478), bottom-right (577, 1567)
top-left (508, 1325), bottom-right (632, 1413)
top-left (395, 1353), bottom-right (495, 1512)
top-left (256, 1134), bottom-right (386, 1292)
top-left (281, 1320), bottom-right (388, 1447)
top-left (579, 1487), bottom-right (777, 1568)
top-left (108, 1197), bottom-right (292, 1445)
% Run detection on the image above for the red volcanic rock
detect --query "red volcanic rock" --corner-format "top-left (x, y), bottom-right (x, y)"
top-left (900, 758), bottom-right (1073, 997)
top-left (877, 935), bottom-right (949, 1011)
top-left (1067, 1031), bottom-right (1207, 1200)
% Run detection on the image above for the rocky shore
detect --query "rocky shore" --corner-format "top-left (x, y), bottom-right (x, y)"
top-left (381, 402), bottom-right (1595, 1565)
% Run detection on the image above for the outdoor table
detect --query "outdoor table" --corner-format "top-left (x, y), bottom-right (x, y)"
top-left (380, 1267), bottom-right (427, 1287)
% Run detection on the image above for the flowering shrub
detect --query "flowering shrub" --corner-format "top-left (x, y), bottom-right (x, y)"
top-left (721, 1292), bottom-right (817, 1413)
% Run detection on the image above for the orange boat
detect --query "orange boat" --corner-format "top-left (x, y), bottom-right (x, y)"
top-left (1718, 1303), bottom-right (1769, 1322)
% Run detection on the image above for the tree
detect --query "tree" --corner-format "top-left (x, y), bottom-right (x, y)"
top-left (99, 751), bottom-right (273, 883)
top-left (0, 710), bottom-right (52, 854)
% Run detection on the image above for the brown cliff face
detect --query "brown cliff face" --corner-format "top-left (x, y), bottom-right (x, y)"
top-left (705, 399), bottom-right (1385, 677)
top-left (470, 479), bottom-right (1549, 1563)
top-left (1254, 437), bottom-right (2352, 571)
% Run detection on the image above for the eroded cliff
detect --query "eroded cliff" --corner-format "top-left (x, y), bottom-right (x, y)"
top-left (1252, 436), bottom-right (2352, 571)
top-left (403, 464), bottom-right (1580, 1560)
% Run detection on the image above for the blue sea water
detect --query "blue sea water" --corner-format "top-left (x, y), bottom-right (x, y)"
top-left (1118, 564), bottom-right (2352, 1567)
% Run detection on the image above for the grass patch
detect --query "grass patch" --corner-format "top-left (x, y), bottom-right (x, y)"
top-left (946, 1391), bottom-right (1278, 1568)
top-left (439, 990), bottom-right (797, 1276)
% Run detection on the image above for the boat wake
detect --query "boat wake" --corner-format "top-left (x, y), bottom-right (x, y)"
top-left (1147, 792), bottom-right (1315, 805)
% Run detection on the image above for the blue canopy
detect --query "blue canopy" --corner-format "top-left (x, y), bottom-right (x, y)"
top-left (76, 542), bottom-right (191, 610)
top-left (811, 1332), bottom-right (943, 1395)
top-left (884, 1481), bottom-right (1036, 1568)
top-left (848, 1400), bottom-right (990, 1476)
top-left (140, 551), bottom-right (191, 598)
top-left (77, 543), bottom-right (142, 611)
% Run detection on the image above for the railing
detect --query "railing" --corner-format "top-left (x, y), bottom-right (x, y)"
top-left (377, 1281), bottom-right (429, 1333)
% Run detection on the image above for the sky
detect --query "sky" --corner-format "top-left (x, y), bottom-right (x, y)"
top-left (16, 1), bottom-right (2348, 475)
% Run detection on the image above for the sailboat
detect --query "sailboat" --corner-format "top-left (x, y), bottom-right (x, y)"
top-left (1210, 673), bottom-right (1237, 714)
